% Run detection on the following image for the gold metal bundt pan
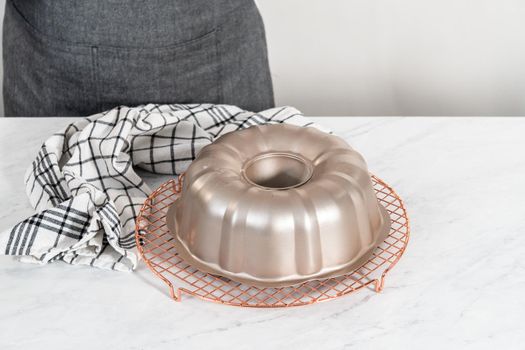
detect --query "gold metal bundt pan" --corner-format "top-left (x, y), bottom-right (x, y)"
top-left (165, 124), bottom-right (391, 287)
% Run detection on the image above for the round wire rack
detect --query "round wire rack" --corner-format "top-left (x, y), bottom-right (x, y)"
top-left (135, 174), bottom-right (410, 308)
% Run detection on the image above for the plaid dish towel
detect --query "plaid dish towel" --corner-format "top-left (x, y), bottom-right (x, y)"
top-left (0, 104), bottom-right (328, 271)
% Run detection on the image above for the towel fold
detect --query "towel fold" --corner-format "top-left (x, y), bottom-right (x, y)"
top-left (0, 104), bottom-right (328, 271)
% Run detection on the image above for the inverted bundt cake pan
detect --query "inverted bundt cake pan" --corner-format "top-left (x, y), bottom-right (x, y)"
top-left (165, 124), bottom-right (391, 287)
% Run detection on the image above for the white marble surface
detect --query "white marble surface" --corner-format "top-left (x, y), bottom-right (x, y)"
top-left (1, 117), bottom-right (524, 350)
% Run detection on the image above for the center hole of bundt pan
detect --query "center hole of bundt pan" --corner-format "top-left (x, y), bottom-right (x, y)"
top-left (242, 152), bottom-right (313, 190)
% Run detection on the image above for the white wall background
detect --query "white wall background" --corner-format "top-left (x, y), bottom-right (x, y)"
top-left (257, 0), bottom-right (525, 116)
top-left (1, 0), bottom-right (525, 116)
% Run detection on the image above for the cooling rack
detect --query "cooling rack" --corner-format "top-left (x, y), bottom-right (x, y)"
top-left (135, 174), bottom-right (409, 308)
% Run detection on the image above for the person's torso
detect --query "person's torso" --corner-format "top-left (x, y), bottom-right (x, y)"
top-left (10, 0), bottom-right (252, 47)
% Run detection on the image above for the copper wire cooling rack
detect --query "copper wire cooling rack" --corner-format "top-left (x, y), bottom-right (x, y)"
top-left (135, 174), bottom-right (410, 308)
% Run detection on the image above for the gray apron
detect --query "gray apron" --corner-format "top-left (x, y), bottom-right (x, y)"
top-left (2, 0), bottom-right (274, 116)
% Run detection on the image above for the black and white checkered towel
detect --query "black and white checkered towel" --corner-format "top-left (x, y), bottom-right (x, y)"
top-left (0, 104), bottom-right (328, 271)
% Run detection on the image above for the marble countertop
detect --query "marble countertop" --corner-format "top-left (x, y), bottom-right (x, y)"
top-left (1, 117), bottom-right (524, 350)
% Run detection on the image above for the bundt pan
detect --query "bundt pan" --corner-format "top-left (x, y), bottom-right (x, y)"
top-left (165, 124), bottom-right (391, 287)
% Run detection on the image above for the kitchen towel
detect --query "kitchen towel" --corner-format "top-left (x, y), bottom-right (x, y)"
top-left (0, 104), bottom-right (329, 271)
